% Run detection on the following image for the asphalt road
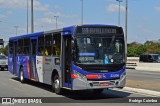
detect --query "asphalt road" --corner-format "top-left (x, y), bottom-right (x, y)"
top-left (126, 69), bottom-right (160, 92)
top-left (0, 71), bottom-right (159, 106)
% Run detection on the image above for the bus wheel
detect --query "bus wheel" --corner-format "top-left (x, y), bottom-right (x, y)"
top-left (52, 74), bottom-right (62, 95)
top-left (93, 89), bottom-right (104, 94)
top-left (20, 67), bottom-right (25, 83)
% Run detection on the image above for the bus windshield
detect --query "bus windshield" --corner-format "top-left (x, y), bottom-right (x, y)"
top-left (74, 36), bottom-right (125, 64)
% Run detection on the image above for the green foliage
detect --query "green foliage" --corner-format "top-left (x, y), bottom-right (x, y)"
top-left (0, 44), bottom-right (8, 56)
top-left (127, 40), bottom-right (160, 57)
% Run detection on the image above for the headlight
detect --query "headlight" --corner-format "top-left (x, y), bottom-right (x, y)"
top-left (74, 70), bottom-right (87, 82)
top-left (120, 71), bottom-right (126, 79)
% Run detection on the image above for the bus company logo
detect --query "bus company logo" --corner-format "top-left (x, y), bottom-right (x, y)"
top-left (2, 98), bottom-right (14, 105)
top-left (2, 98), bottom-right (42, 105)
top-left (37, 60), bottom-right (42, 64)
top-left (98, 74), bottom-right (106, 79)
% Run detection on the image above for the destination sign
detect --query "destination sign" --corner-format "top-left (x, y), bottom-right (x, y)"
top-left (76, 27), bottom-right (118, 34)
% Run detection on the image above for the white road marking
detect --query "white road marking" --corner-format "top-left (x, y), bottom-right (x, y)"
top-left (122, 87), bottom-right (160, 97)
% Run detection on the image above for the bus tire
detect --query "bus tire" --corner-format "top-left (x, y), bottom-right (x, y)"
top-left (93, 89), bottom-right (104, 94)
top-left (52, 74), bottom-right (63, 95)
top-left (20, 67), bottom-right (25, 83)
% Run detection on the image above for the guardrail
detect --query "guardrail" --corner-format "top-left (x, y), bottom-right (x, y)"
top-left (126, 62), bottom-right (137, 69)
top-left (126, 57), bottom-right (139, 69)
top-left (127, 57), bottom-right (160, 72)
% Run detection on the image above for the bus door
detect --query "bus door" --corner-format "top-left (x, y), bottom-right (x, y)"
top-left (62, 35), bottom-right (72, 88)
top-left (30, 38), bottom-right (38, 81)
top-left (13, 41), bottom-right (17, 74)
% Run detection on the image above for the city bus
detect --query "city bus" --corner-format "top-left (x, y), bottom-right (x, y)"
top-left (8, 24), bottom-right (126, 94)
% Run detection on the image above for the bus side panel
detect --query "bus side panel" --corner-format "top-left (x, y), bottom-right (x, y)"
top-left (8, 54), bottom-right (13, 74)
top-left (36, 56), bottom-right (44, 83)
top-left (42, 56), bottom-right (61, 85)
top-left (43, 56), bottom-right (52, 84)
top-left (12, 55), bottom-right (31, 79)
top-left (30, 55), bottom-right (39, 81)
top-left (15, 55), bottom-right (37, 80)
top-left (23, 56), bottom-right (30, 79)
top-left (15, 56), bottom-right (19, 76)
top-left (16, 56), bottom-right (27, 77)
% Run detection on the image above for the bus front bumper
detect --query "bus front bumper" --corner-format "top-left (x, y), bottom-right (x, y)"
top-left (72, 74), bottom-right (126, 90)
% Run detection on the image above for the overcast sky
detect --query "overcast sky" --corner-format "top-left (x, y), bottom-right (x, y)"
top-left (0, 0), bottom-right (160, 43)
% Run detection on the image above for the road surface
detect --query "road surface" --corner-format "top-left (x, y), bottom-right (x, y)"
top-left (126, 69), bottom-right (160, 92)
top-left (0, 71), bottom-right (159, 106)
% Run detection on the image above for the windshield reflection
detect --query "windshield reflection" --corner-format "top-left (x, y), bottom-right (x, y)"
top-left (74, 36), bottom-right (125, 64)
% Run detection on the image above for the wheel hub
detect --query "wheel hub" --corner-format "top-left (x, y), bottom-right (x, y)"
top-left (20, 71), bottom-right (23, 81)
top-left (54, 79), bottom-right (59, 89)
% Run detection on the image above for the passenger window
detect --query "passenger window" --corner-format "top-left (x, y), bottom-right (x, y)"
top-left (9, 40), bottom-right (13, 54)
top-left (44, 34), bottom-right (52, 56)
top-left (24, 38), bottom-right (30, 55)
top-left (17, 39), bottom-right (24, 55)
top-left (38, 36), bottom-right (44, 55)
top-left (52, 33), bottom-right (61, 56)
top-left (32, 40), bottom-right (37, 55)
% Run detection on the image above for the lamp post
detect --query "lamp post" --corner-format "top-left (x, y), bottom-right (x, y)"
top-left (116, 0), bottom-right (123, 26)
top-left (54, 16), bottom-right (59, 29)
top-left (125, 0), bottom-right (128, 61)
top-left (14, 26), bottom-right (19, 36)
top-left (31, 0), bottom-right (34, 33)
top-left (27, 0), bottom-right (29, 34)
top-left (80, 0), bottom-right (83, 25)
top-left (0, 21), bottom-right (3, 48)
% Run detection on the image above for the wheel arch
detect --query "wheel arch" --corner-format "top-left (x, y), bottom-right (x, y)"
top-left (19, 65), bottom-right (23, 77)
top-left (51, 69), bottom-right (59, 84)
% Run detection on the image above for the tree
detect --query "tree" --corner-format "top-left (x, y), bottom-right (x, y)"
top-left (127, 40), bottom-right (160, 57)
top-left (0, 44), bottom-right (8, 55)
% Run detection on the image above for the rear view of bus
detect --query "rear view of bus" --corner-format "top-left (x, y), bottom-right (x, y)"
top-left (71, 25), bottom-right (126, 93)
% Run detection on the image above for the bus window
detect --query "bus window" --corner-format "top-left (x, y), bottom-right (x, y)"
top-left (52, 33), bottom-right (61, 56)
top-left (38, 36), bottom-right (44, 56)
top-left (9, 40), bottom-right (13, 54)
top-left (17, 39), bottom-right (24, 55)
top-left (45, 34), bottom-right (52, 56)
top-left (32, 40), bottom-right (37, 55)
top-left (24, 38), bottom-right (30, 55)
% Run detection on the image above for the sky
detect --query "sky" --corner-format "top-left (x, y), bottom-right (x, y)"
top-left (0, 0), bottom-right (160, 44)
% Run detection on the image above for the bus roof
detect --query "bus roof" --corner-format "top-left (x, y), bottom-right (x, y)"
top-left (9, 24), bottom-right (121, 40)
top-left (9, 32), bottom-right (44, 40)
top-left (77, 24), bottom-right (118, 27)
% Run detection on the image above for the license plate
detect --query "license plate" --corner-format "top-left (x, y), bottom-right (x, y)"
top-left (100, 82), bottom-right (109, 86)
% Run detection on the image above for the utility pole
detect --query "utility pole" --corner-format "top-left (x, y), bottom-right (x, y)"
top-left (54, 16), bottom-right (59, 29)
top-left (14, 26), bottom-right (19, 36)
top-left (31, 0), bottom-right (34, 33)
top-left (0, 21), bottom-right (3, 48)
top-left (27, 0), bottom-right (29, 34)
top-left (80, 0), bottom-right (84, 25)
top-left (116, 0), bottom-right (123, 26)
top-left (125, 0), bottom-right (128, 60)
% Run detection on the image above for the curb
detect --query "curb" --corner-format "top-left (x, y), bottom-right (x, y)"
top-left (123, 87), bottom-right (160, 97)
top-left (135, 67), bottom-right (160, 72)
